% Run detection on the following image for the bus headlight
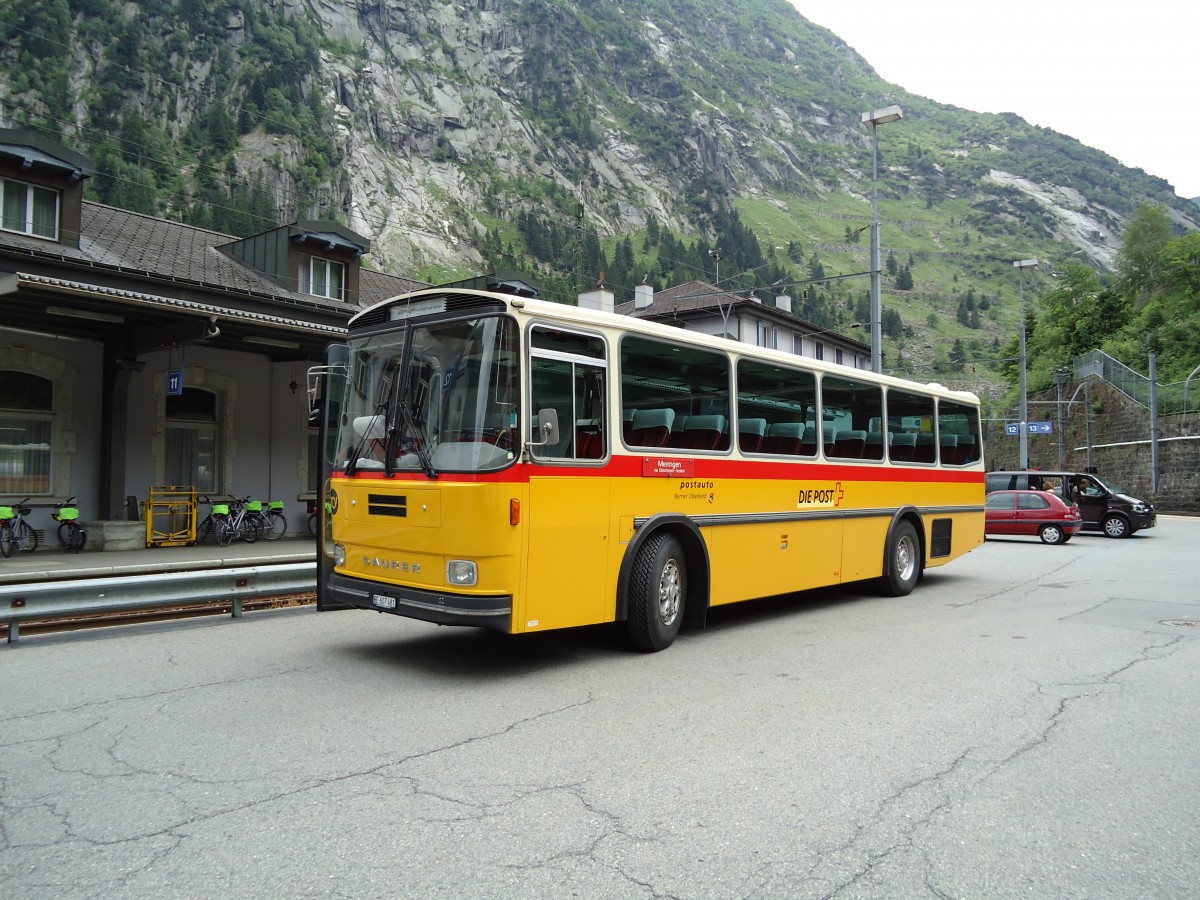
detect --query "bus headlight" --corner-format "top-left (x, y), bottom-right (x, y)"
top-left (333, 543), bottom-right (346, 566)
top-left (447, 560), bottom-right (478, 586)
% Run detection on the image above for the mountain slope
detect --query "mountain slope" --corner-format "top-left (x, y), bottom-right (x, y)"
top-left (2, 0), bottom-right (1196, 376)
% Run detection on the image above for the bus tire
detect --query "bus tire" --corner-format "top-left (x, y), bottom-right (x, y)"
top-left (879, 520), bottom-right (920, 597)
top-left (627, 532), bottom-right (685, 652)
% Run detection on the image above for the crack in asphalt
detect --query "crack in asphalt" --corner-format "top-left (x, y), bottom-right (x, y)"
top-left (763, 634), bottom-right (1189, 899)
top-left (1, 694), bottom-right (596, 893)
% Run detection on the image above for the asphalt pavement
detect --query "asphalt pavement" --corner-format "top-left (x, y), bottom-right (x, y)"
top-left (3, 518), bottom-right (1197, 897)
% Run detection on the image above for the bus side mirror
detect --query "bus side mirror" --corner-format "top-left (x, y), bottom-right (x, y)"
top-left (307, 399), bottom-right (323, 426)
top-left (527, 408), bottom-right (560, 447)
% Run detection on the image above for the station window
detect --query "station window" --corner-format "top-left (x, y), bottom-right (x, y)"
top-left (302, 256), bottom-right (345, 301)
top-left (0, 371), bottom-right (53, 494)
top-left (165, 388), bottom-right (221, 492)
top-left (1, 178), bottom-right (59, 240)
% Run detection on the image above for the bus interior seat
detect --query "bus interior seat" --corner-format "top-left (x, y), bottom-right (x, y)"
top-left (914, 433), bottom-right (937, 463)
top-left (683, 414), bottom-right (727, 450)
top-left (738, 418), bottom-right (767, 453)
top-left (833, 429), bottom-right (867, 458)
top-left (863, 431), bottom-right (886, 460)
top-left (764, 421), bottom-right (804, 455)
top-left (800, 423), bottom-right (819, 456)
top-left (889, 431), bottom-right (917, 461)
top-left (955, 434), bottom-right (977, 464)
top-left (629, 408), bottom-right (675, 447)
top-left (668, 414), bottom-right (690, 448)
top-left (939, 433), bottom-right (960, 465)
top-left (822, 428), bottom-right (837, 455)
top-left (576, 419), bottom-right (603, 458)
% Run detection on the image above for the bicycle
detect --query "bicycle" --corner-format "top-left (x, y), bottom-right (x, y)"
top-left (0, 498), bottom-right (39, 556)
top-left (0, 504), bottom-right (10, 558)
top-left (306, 499), bottom-right (319, 538)
top-left (244, 499), bottom-right (287, 541)
top-left (197, 496), bottom-right (228, 544)
top-left (52, 497), bottom-right (87, 553)
top-left (216, 496), bottom-right (258, 547)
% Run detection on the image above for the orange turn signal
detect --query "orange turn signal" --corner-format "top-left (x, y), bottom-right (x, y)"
top-left (510, 498), bottom-right (521, 525)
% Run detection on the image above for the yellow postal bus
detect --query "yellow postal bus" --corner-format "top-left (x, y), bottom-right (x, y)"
top-left (311, 283), bottom-right (985, 651)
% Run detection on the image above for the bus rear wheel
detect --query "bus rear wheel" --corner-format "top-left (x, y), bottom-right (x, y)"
top-left (627, 533), bottom-right (685, 652)
top-left (879, 520), bottom-right (920, 597)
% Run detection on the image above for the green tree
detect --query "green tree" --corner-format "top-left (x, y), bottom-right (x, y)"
top-left (1115, 202), bottom-right (1172, 298)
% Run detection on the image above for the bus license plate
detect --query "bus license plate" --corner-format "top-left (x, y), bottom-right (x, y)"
top-left (372, 594), bottom-right (396, 609)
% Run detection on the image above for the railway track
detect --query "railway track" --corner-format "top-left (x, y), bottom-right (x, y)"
top-left (1, 592), bottom-right (316, 641)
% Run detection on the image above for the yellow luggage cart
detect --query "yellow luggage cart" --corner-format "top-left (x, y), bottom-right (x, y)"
top-left (145, 485), bottom-right (198, 546)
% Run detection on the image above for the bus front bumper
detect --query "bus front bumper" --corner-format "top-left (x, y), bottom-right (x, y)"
top-left (329, 572), bottom-right (513, 631)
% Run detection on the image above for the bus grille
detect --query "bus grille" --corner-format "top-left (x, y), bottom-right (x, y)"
top-left (368, 494), bottom-right (407, 517)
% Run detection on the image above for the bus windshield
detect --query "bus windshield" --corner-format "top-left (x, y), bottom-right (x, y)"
top-left (335, 314), bottom-right (518, 476)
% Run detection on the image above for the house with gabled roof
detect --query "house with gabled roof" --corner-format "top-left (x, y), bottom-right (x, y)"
top-left (612, 279), bottom-right (871, 369)
top-left (0, 128), bottom-right (424, 535)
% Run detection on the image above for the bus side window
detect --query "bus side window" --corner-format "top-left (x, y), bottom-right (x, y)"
top-left (530, 324), bottom-right (608, 461)
top-left (822, 374), bottom-right (882, 461)
top-left (886, 388), bottom-right (936, 465)
top-left (622, 335), bottom-right (729, 451)
top-left (937, 398), bottom-right (982, 466)
top-left (735, 357), bottom-right (816, 457)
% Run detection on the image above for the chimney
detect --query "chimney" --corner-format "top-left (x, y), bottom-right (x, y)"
top-left (634, 283), bottom-right (654, 309)
top-left (776, 293), bottom-right (790, 312)
top-left (578, 285), bottom-right (615, 314)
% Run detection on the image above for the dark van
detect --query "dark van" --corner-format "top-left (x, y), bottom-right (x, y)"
top-left (984, 470), bottom-right (1156, 538)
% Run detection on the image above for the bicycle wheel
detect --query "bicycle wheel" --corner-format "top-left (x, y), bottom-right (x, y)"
top-left (307, 513), bottom-right (318, 538)
top-left (242, 518), bottom-right (258, 543)
top-left (0, 523), bottom-right (12, 558)
top-left (216, 519), bottom-right (234, 547)
top-left (67, 524), bottom-right (87, 553)
top-left (197, 516), bottom-right (214, 544)
top-left (57, 520), bottom-right (71, 548)
top-left (264, 511), bottom-right (287, 540)
top-left (14, 520), bottom-right (38, 553)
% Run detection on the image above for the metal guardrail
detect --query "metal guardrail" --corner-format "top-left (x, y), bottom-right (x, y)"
top-left (2, 561), bottom-right (316, 643)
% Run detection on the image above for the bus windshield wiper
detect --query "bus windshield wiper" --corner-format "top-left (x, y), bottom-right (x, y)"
top-left (344, 402), bottom-right (386, 478)
top-left (387, 399), bottom-right (438, 479)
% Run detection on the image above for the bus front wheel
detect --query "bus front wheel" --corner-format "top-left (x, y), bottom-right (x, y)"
top-left (880, 520), bottom-right (920, 597)
top-left (627, 533), bottom-right (686, 652)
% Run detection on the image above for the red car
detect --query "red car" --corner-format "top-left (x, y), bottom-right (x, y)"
top-left (985, 490), bottom-right (1082, 544)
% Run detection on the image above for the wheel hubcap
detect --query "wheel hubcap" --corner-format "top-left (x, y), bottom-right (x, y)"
top-left (658, 560), bottom-right (682, 626)
top-left (895, 536), bottom-right (916, 581)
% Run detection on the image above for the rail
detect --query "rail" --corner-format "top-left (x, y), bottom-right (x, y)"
top-left (2, 561), bottom-right (315, 643)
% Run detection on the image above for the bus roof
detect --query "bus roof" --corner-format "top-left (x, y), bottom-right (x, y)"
top-left (350, 287), bottom-right (981, 405)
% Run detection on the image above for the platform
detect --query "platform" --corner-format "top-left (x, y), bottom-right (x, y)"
top-left (0, 536), bottom-right (318, 587)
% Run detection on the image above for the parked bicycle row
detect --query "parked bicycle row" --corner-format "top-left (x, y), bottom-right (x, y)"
top-left (1, 495), bottom-right (319, 558)
top-left (196, 496), bottom-right (320, 544)
top-left (1, 497), bottom-right (86, 556)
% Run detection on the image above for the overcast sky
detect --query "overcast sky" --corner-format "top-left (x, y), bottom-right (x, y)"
top-left (789, 1), bottom-right (1200, 199)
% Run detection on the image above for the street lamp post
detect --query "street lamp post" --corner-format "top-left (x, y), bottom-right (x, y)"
top-left (862, 104), bottom-right (903, 374)
top-left (1013, 258), bottom-right (1039, 469)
